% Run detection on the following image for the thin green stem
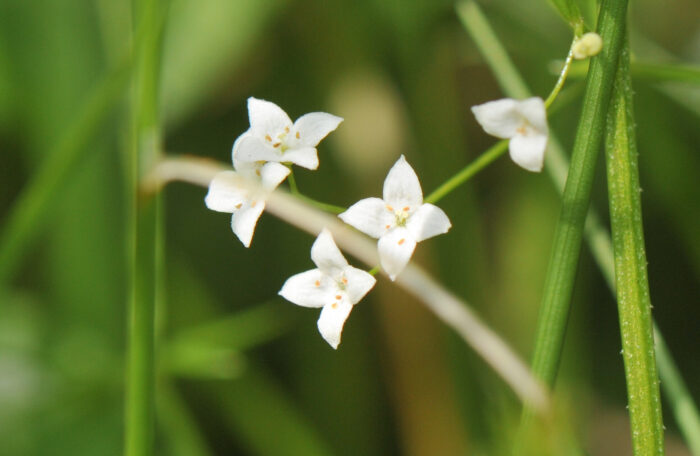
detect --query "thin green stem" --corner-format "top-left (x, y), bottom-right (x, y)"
top-left (0, 57), bottom-right (131, 286)
top-left (457, 0), bottom-right (700, 449)
top-left (424, 140), bottom-right (507, 204)
top-left (605, 42), bottom-right (664, 454)
top-left (125, 0), bottom-right (166, 455)
top-left (368, 265), bottom-right (380, 276)
top-left (287, 167), bottom-right (300, 195)
top-left (544, 39), bottom-right (576, 109)
top-left (294, 194), bottom-right (346, 215)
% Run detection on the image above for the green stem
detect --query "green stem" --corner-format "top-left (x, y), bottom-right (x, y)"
top-left (567, 60), bottom-right (700, 85)
top-left (544, 39), bottom-right (576, 109)
top-left (457, 0), bottom-right (700, 449)
top-left (0, 57), bottom-right (131, 286)
top-left (368, 265), bottom-right (380, 276)
top-left (529, 0), bottom-right (629, 387)
top-left (125, 0), bottom-right (166, 454)
top-left (287, 167), bottom-right (300, 195)
top-left (605, 42), bottom-right (664, 454)
top-left (294, 194), bottom-right (346, 215)
top-left (424, 140), bottom-right (507, 204)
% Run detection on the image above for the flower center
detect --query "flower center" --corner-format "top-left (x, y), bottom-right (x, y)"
top-left (264, 125), bottom-right (293, 152)
top-left (387, 204), bottom-right (411, 227)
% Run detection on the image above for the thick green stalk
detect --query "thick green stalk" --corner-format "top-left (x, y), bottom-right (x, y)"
top-left (125, 0), bottom-right (165, 455)
top-left (528, 0), bottom-right (628, 387)
top-left (457, 0), bottom-right (700, 449)
top-left (0, 58), bottom-right (131, 285)
top-left (605, 43), bottom-right (664, 454)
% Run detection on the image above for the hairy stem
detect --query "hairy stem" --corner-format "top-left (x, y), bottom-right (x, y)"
top-left (605, 42), bottom-right (665, 455)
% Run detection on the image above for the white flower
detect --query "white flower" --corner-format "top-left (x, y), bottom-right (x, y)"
top-left (233, 97), bottom-right (343, 170)
top-left (471, 97), bottom-right (549, 172)
top-left (339, 155), bottom-right (451, 280)
top-left (205, 159), bottom-right (290, 247)
top-left (279, 229), bottom-right (376, 349)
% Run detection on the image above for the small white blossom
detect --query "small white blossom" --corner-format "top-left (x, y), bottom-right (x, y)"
top-left (471, 97), bottom-right (549, 172)
top-left (279, 229), bottom-right (376, 349)
top-left (205, 158), bottom-right (290, 247)
top-left (233, 97), bottom-right (343, 170)
top-left (572, 32), bottom-right (603, 60)
top-left (339, 156), bottom-right (451, 280)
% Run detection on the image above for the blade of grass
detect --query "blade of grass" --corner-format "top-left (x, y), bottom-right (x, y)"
top-left (567, 60), bottom-right (700, 85)
top-left (0, 56), bottom-right (131, 286)
top-left (605, 41), bottom-right (664, 454)
top-left (125, 0), bottom-right (166, 454)
top-left (457, 1), bottom-right (700, 451)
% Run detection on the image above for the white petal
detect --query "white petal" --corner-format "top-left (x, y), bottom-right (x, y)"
top-left (342, 266), bottom-right (376, 304)
top-left (339, 197), bottom-right (394, 239)
top-left (517, 97), bottom-right (548, 136)
top-left (509, 133), bottom-right (548, 172)
top-left (247, 97), bottom-right (292, 137)
top-left (471, 98), bottom-right (522, 139)
top-left (231, 130), bottom-right (252, 164)
top-left (260, 162), bottom-right (290, 190)
top-left (311, 229), bottom-right (348, 276)
top-left (279, 269), bottom-right (334, 308)
top-left (405, 203), bottom-right (451, 242)
top-left (281, 147), bottom-right (319, 170)
top-left (292, 112), bottom-right (343, 148)
top-left (377, 227), bottom-right (417, 281)
top-left (233, 134), bottom-right (279, 164)
top-left (382, 155), bottom-right (423, 208)
top-left (317, 299), bottom-right (354, 349)
top-left (231, 200), bottom-right (265, 247)
top-left (205, 171), bottom-right (247, 213)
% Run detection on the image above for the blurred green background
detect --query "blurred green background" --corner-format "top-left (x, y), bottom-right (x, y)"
top-left (0, 0), bottom-right (698, 454)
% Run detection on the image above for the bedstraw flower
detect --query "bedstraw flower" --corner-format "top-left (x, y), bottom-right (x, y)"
top-left (205, 159), bottom-right (290, 247)
top-left (233, 97), bottom-right (343, 170)
top-left (279, 229), bottom-right (376, 349)
top-left (471, 97), bottom-right (549, 172)
top-left (339, 155), bottom-right (451, 280)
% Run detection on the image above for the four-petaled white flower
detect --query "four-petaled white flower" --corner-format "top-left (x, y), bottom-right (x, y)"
top-left (339, 155), bottom-right (451, 280)
top-left (279, 229), bottom-right (376, 349)
top-left (233, 97), bottom-right (343, 170)
top-left (471, 97), bottom-right (549, 172)
top-left (205, 159), bottom-right (290, 247)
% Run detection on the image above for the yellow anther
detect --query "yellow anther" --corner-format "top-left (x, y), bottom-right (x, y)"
top-left (284, 126), bottom-right (290, 133)
top-left (331, 303), bottom-right (338, 309)
top-left (386, 205), bottom-right (394, 212)
top-left (385, 224), bottom-right (390, 229)
top-left (273, 142), bottom-right (281, 148)
top-left (402, 206), bottom-right (410, 212)
top-left (314, 280), bottom-right (320, 287)
top-left (398, 238), bottom-right (405, 245)
top-left (342, 277), bottom-right (348, 284)
top-left (235, 203), bottom-right (242, 209)
top-left (255, 169), bottom-right (261, 176)
top-left (265, 134), bottom-right (272, 142)
top-left (335, 295), bottom-right (342, 300)
top-left (296, 131), bottom-right (300, 139)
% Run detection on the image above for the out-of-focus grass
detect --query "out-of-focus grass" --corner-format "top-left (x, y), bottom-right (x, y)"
top-left (0, 0), bottom-right (698, 455)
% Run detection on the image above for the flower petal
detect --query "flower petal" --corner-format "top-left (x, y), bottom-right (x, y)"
top-left (247, 97), bottom-right (292, 137)
top-left (317, 298), bottom-right (354, 349)
top-left (279, 269), bottom-right (333, 308)
top-left (517, 97), bottom-right (548, 136)
top-left (342, 266), bottom-right (376, 304)
top-left (292, 112), bottom-right (343, 148)
top-left (406, 203), bottom-right (451, 242)
top-left (339, 197), bottom-right (394, 239)
top-left (377, 227), bottom-right (417, 281)
top-left (234, 134), bottom-right (280, 164)
top-left (281, 147), bottom-right (319, 170)
top-left (231, 200), bottom-right (265, 247)
top-left (471, 98), bottom-right (522, 139)
top-left (311, 229), bottom-right (348, 276)
top-left (260, 162), bottom-right (290, 190)
top-left (382, 155), bottom-right (423, 208)
top-left (205, 171), bottom-right (247, 213)
top-left (509, 133), bottom-right (548, 172)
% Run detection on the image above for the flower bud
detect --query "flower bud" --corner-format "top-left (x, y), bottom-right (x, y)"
top-left (572, 32), bottom-right (603, 60)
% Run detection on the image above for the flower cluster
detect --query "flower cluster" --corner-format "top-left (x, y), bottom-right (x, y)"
top-left (205, 95), bottom-right (549, 348)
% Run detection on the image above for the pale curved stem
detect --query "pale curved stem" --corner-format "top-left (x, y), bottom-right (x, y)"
top-left (143, 155), bottom-right (550, 413)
